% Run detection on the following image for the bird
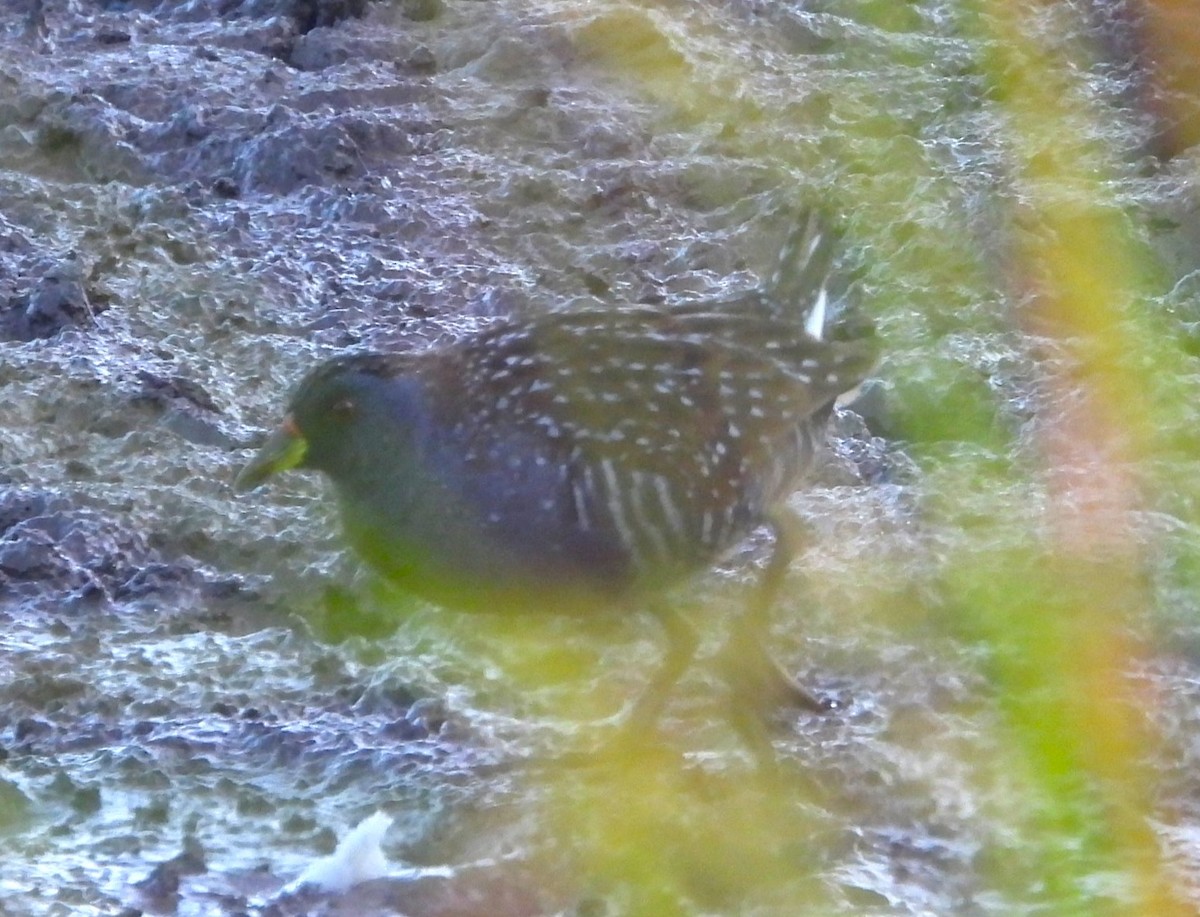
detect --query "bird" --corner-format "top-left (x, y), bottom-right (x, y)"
top-left (235, 211), bottom-right (878, 742)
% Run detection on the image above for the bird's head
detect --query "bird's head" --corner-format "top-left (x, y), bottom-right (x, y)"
top-left (234, 354), bottom-right (424, 493)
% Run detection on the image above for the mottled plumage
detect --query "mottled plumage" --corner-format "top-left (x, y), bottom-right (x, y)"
top-left (237, 212), bottom-right (877, 728)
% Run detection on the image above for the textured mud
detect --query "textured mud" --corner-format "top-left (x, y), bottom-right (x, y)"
top-left (3, 0), bottom-right (1200, 915)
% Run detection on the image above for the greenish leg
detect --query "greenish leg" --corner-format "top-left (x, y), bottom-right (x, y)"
top-left (623, 604), bottom-right (702, 735)
top-left (719, 509), bottom-right (833, 763)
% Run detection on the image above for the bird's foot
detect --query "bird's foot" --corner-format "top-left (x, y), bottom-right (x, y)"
top-left (715, 630), bottom-right (839, 717)
top-left (780, 673), bottom-right (840, 714)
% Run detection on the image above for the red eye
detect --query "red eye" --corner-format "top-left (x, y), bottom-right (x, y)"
top-left (331, 397), bottom-right (356, 420)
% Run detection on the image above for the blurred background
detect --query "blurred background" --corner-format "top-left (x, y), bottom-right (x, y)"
top-left (2, 0), bottom-right (1200, 914)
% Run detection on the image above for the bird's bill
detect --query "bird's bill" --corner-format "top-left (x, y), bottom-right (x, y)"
top-left (234, 416), bottom-right (308, 492)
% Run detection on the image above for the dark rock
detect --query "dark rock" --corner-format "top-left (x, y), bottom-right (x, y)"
top-left (133, 371), bottom-right (221, 413)
top-left (407, 45), bottom-right (437, 73)
top-left (13, 716), bottom-right (53, 743)
top-left (0, 254), bottom-right (97, 342)
top-left (231, 119), bottom-right (367, 194)
top-left (136, 835), bottom-right (208, 902)
top-left (0, 491), bottom-right (53, 535)
top-left (95, 28), bottom-right (132, 45)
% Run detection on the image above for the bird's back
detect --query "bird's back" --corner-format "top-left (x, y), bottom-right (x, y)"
top-left (311, 212), bottom-right (876, 607)
top-left (393, 304), bottom-right (875, 596)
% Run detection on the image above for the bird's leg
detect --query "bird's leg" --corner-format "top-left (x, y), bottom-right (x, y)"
top-left (719, 508), bottom-right (832, 717)
top-left (555, 605), bottom-right (697, 768)
top-left (621, 603), bottom-right (701, 737)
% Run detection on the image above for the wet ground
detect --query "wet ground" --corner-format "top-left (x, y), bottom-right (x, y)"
top-left (4, 0), bottom-right (1200, 914)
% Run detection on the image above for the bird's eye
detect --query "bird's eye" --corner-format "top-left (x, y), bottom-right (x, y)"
top-left (331, 397), bottom-right (357, 420)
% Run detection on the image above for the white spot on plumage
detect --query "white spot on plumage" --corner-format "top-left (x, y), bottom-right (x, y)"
top-left (573, 472), bottom-right (592, 531)
top-left (652, 474), bottom-right (685, 538)
top-left (805, 287), bottom-right (827, 340)
top-left (597, 458), bottom-right (636, 554)
top-left (628, 471), bottom-right (668, 559)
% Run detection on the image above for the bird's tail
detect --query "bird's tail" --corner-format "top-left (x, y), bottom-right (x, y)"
top-left (766, 208), bottom-right (841, 341)
top-left (767, 208), bottom-right (879, 353)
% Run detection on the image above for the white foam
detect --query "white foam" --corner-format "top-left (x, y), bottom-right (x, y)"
top-left (281, 811), bottom-right (393, 895)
